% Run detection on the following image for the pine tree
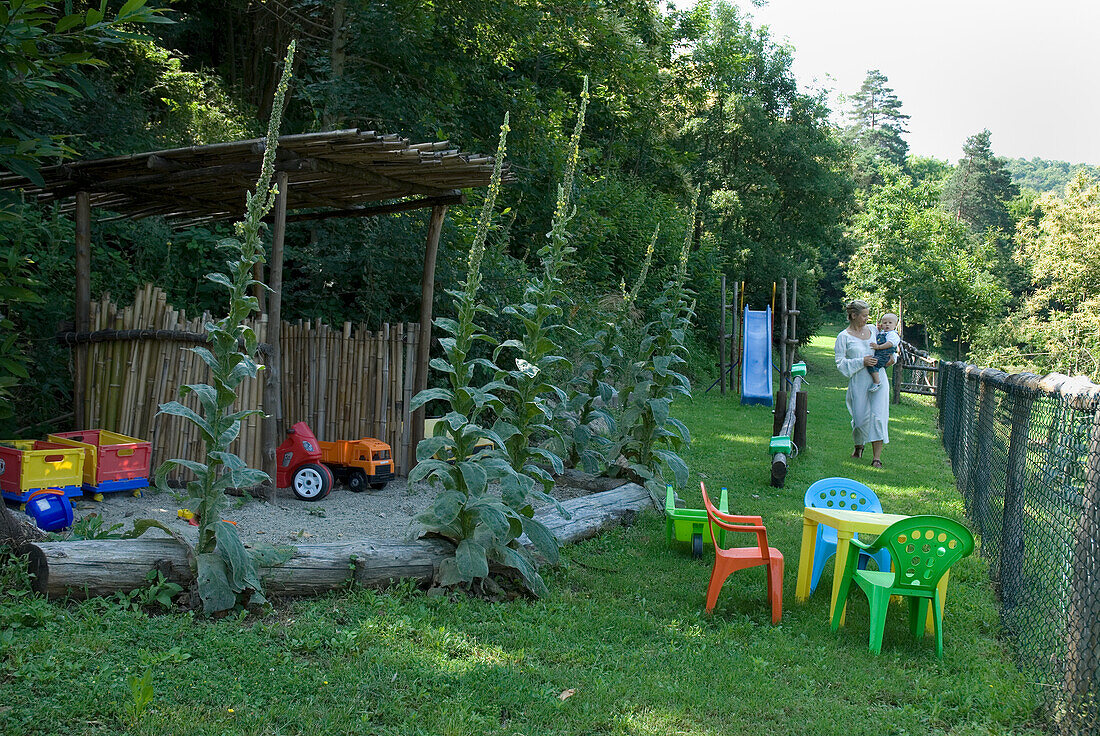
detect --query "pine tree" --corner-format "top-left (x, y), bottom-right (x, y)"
top-left (846, 69), bottom-right (910, 184)
top-left (942, 129), bottom-right (1024, 302)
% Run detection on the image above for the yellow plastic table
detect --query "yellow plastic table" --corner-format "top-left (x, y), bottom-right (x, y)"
top-left (796, 507), bottom-right (949, 634)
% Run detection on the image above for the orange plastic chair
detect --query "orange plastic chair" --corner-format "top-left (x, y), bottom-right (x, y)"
top-left (701, 482), bottom-right (784, 624)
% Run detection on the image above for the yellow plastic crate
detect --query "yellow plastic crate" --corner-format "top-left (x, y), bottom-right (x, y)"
top-left (0, 440), bottom-right (85, 501)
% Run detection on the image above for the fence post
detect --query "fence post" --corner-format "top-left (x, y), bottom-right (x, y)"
top-left (719, 275), bottom-right (726, 397)
top-left (971, 371), bottom-right (996, 536)
top-left (1000, 375), bottom-right (1036, 612)
top-left (1064, 395), bottom-right (1100, 732)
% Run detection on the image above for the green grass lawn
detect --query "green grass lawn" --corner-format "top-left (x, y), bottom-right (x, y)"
top-left (0, 331), bottom-right (1043, 735)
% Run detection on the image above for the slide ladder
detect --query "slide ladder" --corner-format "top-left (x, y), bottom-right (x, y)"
top-left (740, 306), bottom-right (773, 407)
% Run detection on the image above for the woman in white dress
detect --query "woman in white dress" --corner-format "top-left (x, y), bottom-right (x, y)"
top-left (834, 299), bottom-right (891, 467)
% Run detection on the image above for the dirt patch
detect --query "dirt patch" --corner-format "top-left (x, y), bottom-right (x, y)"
top-left (58, 469), bottom-right (626, 544)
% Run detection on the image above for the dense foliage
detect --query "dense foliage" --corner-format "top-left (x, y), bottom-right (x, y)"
top-left (1, 0), bottom-right (860, 433)
top-left (1005, 157), bottom-right (1100, 194)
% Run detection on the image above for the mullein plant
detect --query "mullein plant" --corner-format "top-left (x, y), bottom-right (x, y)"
top-left (408, 115), bottom-right (561, 597)
top-left (560, 227), bottom-right (656, 472)
top-left (493, 79), bottom-right (590, 507)
top-left (610, 198), bottom-right (697, 503)
top-left (153, 42), bottom-right (295, 615)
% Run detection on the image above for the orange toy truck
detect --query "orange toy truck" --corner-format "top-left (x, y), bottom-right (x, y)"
top-left (319, 437), bottom-right (395, 492)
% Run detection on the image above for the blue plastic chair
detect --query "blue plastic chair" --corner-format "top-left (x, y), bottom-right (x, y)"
top-left (804, 478), bottom-right (893, 594)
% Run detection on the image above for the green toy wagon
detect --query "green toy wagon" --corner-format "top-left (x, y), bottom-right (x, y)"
top-left (664, 484), bottom-right (729, 559)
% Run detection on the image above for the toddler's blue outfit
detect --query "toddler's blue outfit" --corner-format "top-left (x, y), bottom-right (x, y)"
top-left (867, 329), bottom-right (900, 378)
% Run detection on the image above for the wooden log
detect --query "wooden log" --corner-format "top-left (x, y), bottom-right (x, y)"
top-left (794, 390), bottom-right (808, 452)
top-left (28, 483), bottom-right (653, 598)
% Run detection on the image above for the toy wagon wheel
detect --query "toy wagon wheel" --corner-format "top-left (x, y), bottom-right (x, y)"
top-left (291, 463), bottom-right (333, 501)
top-left (347, 470), bottom-right (368, 493)
top-left (692, 533), bottom-right (703, 560)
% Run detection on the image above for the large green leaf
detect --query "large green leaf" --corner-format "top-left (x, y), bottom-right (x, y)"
top-left (409, 387), bottom-right (455, 411)
top-left (215, 520), bottom-right (261, 594)
top-left (196, 553), bottom-right (236, 615)
top-left (455, 539), bottom-right (489, 580)
top-left (654, 449), bottom-right (690, 487)
top-left (430, 491), bottom-right (465, 526)
top-left (494, 545), bottom-right (547, 598)
top-left (520, 515), bottom-right (559, 564)
top-left (458, 461), bottom-right (488, 495)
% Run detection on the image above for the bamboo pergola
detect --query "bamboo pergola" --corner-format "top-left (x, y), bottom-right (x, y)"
top-left (0, 129), bottom-right (511, 477)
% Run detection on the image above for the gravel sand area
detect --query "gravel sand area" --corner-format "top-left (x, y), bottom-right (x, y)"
top-left (59, 470), bottom-right (619, 545)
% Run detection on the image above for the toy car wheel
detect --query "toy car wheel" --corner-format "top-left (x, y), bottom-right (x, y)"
top-left (347, 470), bottom-right (368, 493)
top-left (369, 481), bottom-right (388, 491)
top-left (691, 533), bottom-right (703, 560)
top-left (291, 463), bottom-right (333, 501)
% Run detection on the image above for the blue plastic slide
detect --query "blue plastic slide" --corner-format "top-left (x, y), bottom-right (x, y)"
top-left (740, 306), bottom-right (774, 406)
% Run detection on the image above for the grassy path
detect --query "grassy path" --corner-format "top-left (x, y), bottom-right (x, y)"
top-left (0, 331), bottom-right (1042, 735)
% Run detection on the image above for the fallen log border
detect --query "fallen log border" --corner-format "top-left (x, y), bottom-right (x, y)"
top-left (28, 483), bottom-right (653, 599)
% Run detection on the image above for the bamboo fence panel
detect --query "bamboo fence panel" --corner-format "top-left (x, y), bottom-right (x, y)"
top-left (72, 285), bottom-right (418, 478)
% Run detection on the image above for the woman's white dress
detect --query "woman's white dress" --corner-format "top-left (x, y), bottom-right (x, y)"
top-left (834, 327), bottom-right (890, 446)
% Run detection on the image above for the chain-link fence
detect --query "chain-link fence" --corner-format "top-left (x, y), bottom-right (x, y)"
top-left (939, 361), bottom-right (1100, 734)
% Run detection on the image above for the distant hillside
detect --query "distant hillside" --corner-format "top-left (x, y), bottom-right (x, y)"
top-left (1005, 157), bottom-right (1100, 193)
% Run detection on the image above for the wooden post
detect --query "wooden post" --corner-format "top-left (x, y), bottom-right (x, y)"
top-left (730, 279), bottom-right (739, 394)
top-left (972, 372), bottom-right (996, 533)
top-left (794, 390), bottom-right (808, 452)
top-left (262, 171), bottom-right (289, 482)
top-left (790, 277), bottom-right (798, 369)
top-left (1000, 375), bottom-right (1034, 611)
top-left (779, 277), bottom-right (788, 379)
top-left (719, 274), bottom-right (726, 396)
top-left (1065, 397), bottom-right (1100, 729)
top-left (74, 192), bottom-right (92, 428)
top-left (410, 205), bottom-right (447, 469)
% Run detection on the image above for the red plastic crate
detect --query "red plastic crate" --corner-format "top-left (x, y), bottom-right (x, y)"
top-left (47, 430), bottom-right (151, 485)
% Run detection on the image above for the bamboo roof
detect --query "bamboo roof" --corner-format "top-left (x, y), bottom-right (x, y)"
top-left (0, 129), bottom-right (509, 226)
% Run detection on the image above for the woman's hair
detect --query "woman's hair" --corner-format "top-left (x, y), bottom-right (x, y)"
top-left (844, 299), bottom-right (870, 322)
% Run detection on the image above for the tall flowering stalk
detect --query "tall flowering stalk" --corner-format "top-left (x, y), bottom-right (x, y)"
top-left (153, 42), bottom-right (296, 615)
top-left (494, 78), bottom-right (589, 505)
top-left (409, 115), bottom-right (561, 596)
top-left (611, 197), bottom-right (697, 502)
top-left (561, 226), bottom-right (656, 471)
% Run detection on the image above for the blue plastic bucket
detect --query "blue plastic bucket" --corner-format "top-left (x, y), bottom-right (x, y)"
top-left (25, 490), bottom-right (74, 532)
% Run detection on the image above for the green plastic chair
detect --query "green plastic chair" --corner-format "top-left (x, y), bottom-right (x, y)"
top-left (830, 515), bottom-right (974, 657)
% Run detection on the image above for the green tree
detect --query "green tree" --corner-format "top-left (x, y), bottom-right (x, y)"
top-left (941, 129), bottom-right (1024, 303)
top-left (847, 166), bottom-right (1006, 357)
top-left (674, 0), bottom-right (853, 342)
top-left (0, 0), bottom-right (168, 187)
top-left (1014, 172), bottom-right (1100, 377)
top-left (845, 69), bottom-right (910, 184)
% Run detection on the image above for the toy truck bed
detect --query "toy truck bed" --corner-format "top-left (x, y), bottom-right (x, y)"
top-left (318, 438), bottom-right (395, 491)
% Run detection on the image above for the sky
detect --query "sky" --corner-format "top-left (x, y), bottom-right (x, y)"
top-left (689, 0), bottom-right (1100, 164)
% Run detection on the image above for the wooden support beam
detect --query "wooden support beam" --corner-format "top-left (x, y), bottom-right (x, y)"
top-left (74, 191), bottom-right (91, 427)
top-left (283, 193), bottom-right (465, 224)
top-left (262, 171), bottom-right (289, 483)
top-left (410, 205), bottom-right (448, 469)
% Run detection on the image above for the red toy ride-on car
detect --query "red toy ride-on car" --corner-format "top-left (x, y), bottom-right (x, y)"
top-left (276, 422), bottom-right (334, 501)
